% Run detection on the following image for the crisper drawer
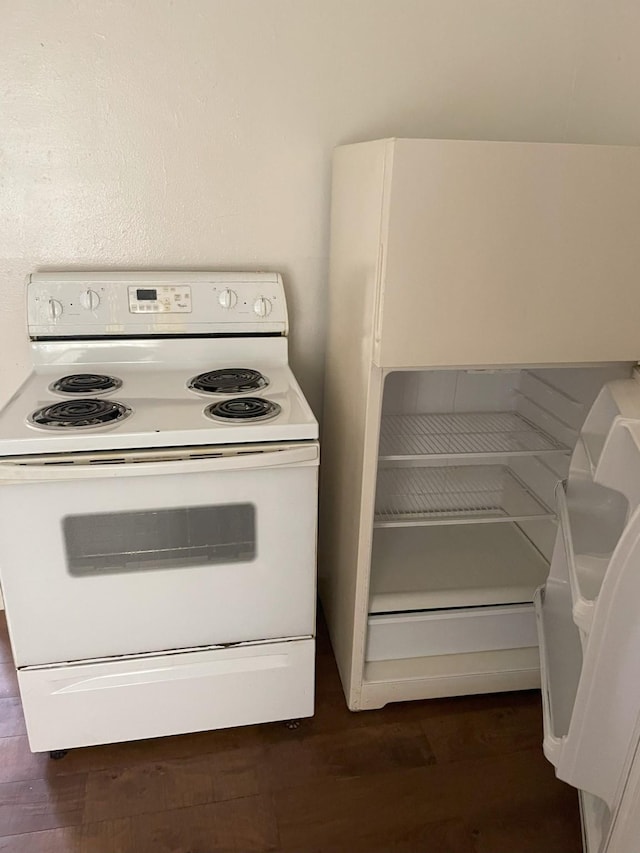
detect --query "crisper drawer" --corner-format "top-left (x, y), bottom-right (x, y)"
top-left (18, 638), bottom-right (314, 753)
top-left (366, 605), bottom-right (537, 662)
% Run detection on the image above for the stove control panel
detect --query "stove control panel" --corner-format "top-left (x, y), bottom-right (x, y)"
top-left (128, 285), bottom-right (192, 314)
top-left (27, 272), bottom-right (289, 337)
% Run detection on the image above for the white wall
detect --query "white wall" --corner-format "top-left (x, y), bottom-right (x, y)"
top-left (2, 0), bottom-right (640, 413)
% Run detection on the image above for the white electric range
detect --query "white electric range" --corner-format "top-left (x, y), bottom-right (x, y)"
top-left (0, 271), bottom-right (319, 754)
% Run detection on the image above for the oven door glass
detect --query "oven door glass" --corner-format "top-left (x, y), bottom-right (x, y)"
top-left (0, 445), bottom-right (318, 666)
top-left (64, 504), bottom-right (256, 575)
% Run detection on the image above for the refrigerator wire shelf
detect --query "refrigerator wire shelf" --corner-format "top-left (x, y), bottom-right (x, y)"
top-left (374, 464), bottom-right (555, 526)
top-left (378, 411), bottom-right (569, 460)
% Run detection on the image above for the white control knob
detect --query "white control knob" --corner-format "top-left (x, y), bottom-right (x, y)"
top-left (253, 296), bottom-right (272, 317)
top-left (48, 299), bottom-right (63, 320)
top-left (80, 289), bottom-right (101, 311)
top-left (218, 288), bottom-right (238, 309)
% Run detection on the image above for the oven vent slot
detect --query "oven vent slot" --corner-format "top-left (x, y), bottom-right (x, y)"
top-left (187, 452), bottom-right (224, 460)
top-left (129, 456), bottom-right (176, 464)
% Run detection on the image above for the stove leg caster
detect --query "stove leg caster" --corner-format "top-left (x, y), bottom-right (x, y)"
top-left (284, 719), bottom-right (302, 730)
top-left (49, 749), bottom-right (68, 760)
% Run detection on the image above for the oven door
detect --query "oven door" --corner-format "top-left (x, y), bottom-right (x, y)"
top-left (0, 443), bottom-right (318, 666)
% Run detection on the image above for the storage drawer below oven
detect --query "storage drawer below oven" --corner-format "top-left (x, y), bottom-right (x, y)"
top-left (366, 605), bottom-right (537, 661)
top-left (18, 638), bottom-right (314, 753)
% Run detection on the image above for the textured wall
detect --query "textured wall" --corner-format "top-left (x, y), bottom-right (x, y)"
top-left (2, 1), bottom-right (640, 412)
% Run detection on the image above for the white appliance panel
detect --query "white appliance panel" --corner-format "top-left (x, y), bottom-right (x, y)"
top-left (0, 372), bottom-right (317, 454)
top-left (27, 271), bottom-right (288, 337)
top-left (18, 639), bottom-right (314, 752)
top-left (366, 604), bottom-right (537, 661)
top-left (375, 139), bottom-right (640, 367)
top-left (0, 446), bottom-right (318, 666)
top-left (0, 338), bottom-right (318, 454)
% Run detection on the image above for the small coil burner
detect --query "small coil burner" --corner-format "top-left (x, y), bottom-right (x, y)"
top-left (50, 373), bottom-right (122, 396)
top-left (28, 399), bottom-right (132, 431)
top-left (205, 397), bottom-right (281, 423)
top-left (188, 368), bottom-right (268, 395)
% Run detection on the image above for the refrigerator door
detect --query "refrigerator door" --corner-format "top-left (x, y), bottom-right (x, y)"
top-left (537, 391), bottom-right (640, 815)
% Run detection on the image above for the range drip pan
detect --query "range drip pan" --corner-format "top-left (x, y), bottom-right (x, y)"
top-left (28, 399), bottom-right (132, 430)
top-left (205, 397), bottom-right (281, 423)
top-left (188, 368), bottom-right (268, 395)
top-left (50, 373), bottom-right (122, 396)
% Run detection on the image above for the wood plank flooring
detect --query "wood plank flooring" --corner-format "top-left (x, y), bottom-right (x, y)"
top-left (0, 609), bottom-right (582, 852)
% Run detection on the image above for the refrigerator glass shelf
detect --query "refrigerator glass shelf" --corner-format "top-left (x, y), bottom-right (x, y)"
top-left (374, 464), bottom-right (555, 527)
top-left (369, 523), bottom-right (549, 612)
top-left (378, 411), bottom-right (569, 460)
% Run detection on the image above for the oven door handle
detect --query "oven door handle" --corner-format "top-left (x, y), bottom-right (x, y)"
top-left (0, 444), bottom-right (319, 481)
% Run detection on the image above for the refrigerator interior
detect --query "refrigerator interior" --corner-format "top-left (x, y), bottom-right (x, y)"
top-left (366, 363), bottom-right (633, 668)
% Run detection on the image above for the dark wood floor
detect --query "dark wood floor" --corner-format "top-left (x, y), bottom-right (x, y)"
top-left (0, 609), bottom-right (582, 853)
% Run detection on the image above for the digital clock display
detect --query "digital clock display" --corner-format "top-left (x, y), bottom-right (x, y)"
top-left (136, 289), bottom-right (157, 301)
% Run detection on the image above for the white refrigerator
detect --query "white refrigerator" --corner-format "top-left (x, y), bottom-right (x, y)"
top-left (319, 138), bottom-right (640, 852)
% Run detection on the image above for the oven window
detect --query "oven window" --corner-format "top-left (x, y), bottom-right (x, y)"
top-left (63, 504), bottom-right (256, 576)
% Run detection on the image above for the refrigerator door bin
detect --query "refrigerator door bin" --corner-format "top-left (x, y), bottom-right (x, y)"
top-left (579, 791), bottom-right (611, 853)
top-left (593, 420), bottom-right (640, 514)
top-left (580, 379), bottom-right (640, 476)
top-left (534, 573), bottom-right (583, 767)
top-left (557, 481), bottom-right (627, 636)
